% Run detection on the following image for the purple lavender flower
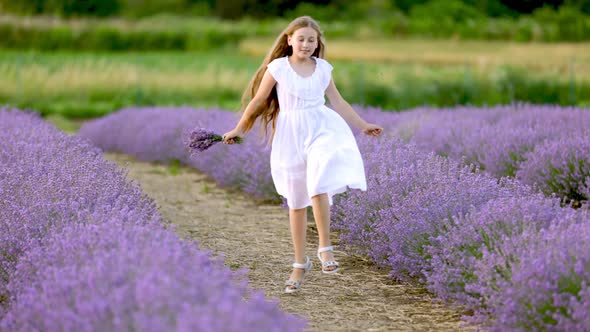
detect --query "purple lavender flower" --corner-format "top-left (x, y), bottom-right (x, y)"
top-left (2, 219), bottom-right (306, 332)
top-left (486, 210), bottom-right (590, 331)
top-left (0, 108), bottom-right (306, 331)
top-left (333, 134), bottom-right (533, 281)
top-left (77, 104), bottom-right (590, 330)
top-left (79, 107), bottom-right (277, 202)
top-left (424, 194), bottom-right (566, 313)
top-left (516, 132), bottom-right (590, 207)
top-left (188, 128), bottom-right (242, 153)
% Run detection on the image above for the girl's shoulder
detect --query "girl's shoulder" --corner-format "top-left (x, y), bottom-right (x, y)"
top-left (266, 56), bottom-right (287, 80)
top-left (315, 57), bottom-right (333, 72)
top-left (268, 56), bottom-right (287, 69)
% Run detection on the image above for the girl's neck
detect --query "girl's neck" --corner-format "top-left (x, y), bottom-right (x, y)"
top-left (288, 54), bottom-right (314, 64)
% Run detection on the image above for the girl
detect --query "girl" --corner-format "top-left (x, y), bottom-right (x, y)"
top-left (223, 16), bottom-right (382, 293)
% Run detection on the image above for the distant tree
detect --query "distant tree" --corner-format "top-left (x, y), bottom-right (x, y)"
top-left (213, 0), bottom-right (324, 19)
top-left (461, 0), bottom-right (519, 17)
top-left (565, 0), bottom-right (590, 14)
top-left (393, 0), bottom-right (570, 16)
top-left (499, 0), bottom-right (564, 14)
top-left (61, 0), bottom-right (120, 17)
top-left (392, 0), bottom-right (429, 13)
top-left (0, 0), bottom-right (120, 16)
top-left (0, 0), bottom-right (46, 14)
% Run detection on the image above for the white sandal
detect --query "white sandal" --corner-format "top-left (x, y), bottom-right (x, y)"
top-left (317, 246), bottom-right (340, 274)
top-left (284, 256), bottom-right (312, 293)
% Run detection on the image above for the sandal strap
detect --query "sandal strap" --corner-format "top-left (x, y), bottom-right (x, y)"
top-left (317, 246), bottom-right (334, 254)
top-left (285, 280), bottom-right (301, 287)
top-left (292, 256), bottom-right (310, 269)
top-left (322, 261), bottom-right (339, 268)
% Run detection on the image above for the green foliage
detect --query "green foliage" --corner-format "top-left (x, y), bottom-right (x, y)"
top-left (2, 50), bottom-right (589, 119)
top-left (0, 0), bottom-right (120, 16)
top-left (44, 114), bottom-right (80, 133)
top-left (566, 0), bottom-right (590, 14)
top-left (546, 159), bottom-right (589, 206)
top-left (533, 5), bottom-right (590, 41)
top-left (167, 159), bottom-right (182, 175)
top-left (211, 0), bottom-right (305, 20)
top-left (1, 3), bottom-right (590, 51)
top-left (284, 2), bottom-right (340, 22)
top-left (410, 0), bottom-right (485, 23)
top-left (120, 0), bottom-right (211, 18)
top-left (0, 19), bottom-right (250, 51)
top-left (460, 0), bottom-right (518, 17)
top-left (61, 0), bottom-right (120, 17)
top-left (0, 0), bottom-right (587, 23)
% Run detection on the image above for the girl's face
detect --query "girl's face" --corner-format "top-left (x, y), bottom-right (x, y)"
top-left (288, 27), bottom-right (318, 58)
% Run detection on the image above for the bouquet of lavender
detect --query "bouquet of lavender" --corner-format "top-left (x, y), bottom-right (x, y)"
top-left (188, 128), bottom-right (242, 152)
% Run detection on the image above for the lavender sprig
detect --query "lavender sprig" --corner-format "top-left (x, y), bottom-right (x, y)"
top-left (188, 128), bottom-right (242, 152)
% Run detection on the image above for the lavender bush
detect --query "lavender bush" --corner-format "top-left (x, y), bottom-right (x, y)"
top-left (0, 108), bottom-right (306, 330)
top-left (79, 107), bottom-right (279, 202)
top-left (516, 132), bottom-right (590, 207)
top-left (407, 105), bottom-right (588, 175)
top-left (78, 104), bottom-right (590, 329)
top-left (2, 219), bottom-right (305, 332)
top-left (0, 108), bottom-right (160, 305)
top-left (486, 210), bottom-right (590, 331)
top-left (376, 104), bottom-right (590, 204)
top-left (80, 104), bottom-right (590, 205)
top-left (425, 194), bottom-right (566, 311)
top-left (332, 135), bottom-right (533, 280)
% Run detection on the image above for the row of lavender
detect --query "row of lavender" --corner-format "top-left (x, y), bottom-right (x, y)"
top-left (79, 105), bottom-right (590, 330)
top-left (359, 104), bottom-right (590, 207)
top-left (0, 108), bottom-right (305, 331)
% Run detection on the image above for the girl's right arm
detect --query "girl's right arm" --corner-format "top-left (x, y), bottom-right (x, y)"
top-left (222, 70), bottom-right (277, 144)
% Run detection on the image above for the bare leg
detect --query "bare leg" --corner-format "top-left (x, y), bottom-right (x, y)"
top-left (311, 193), bottom-right (337, 271)
top-left (287, 207), bottom-right (308, 285)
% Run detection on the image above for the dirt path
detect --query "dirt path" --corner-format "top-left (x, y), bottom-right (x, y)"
top-left (106, 153), bottom-right (476, 332)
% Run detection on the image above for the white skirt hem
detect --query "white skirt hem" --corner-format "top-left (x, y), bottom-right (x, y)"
top-left (282, 182), bottom-right (367, 210)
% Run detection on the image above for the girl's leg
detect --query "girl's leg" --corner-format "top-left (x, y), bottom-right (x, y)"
top-left (311, 193), bottom-right (337, 271)
top-left (288, 207), bottom-right (308, 283)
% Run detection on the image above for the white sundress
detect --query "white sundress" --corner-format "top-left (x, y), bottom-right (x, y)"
top-left (266, 55), bottom-right (367, 209)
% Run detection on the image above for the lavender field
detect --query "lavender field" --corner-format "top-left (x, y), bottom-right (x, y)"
top-left (76, 103), bottom-right (590, 330)
top-left (0, 108), bottom-right (306, 331)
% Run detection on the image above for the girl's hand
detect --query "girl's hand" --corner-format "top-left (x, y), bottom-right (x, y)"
top-left (362, 123), bottom-right (383, 137)
top-left (222, 128), bottom-right (243, 144)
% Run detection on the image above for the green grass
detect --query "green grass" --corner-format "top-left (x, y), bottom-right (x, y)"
top-left (167, 159), bottom-right (182, 176)
top-left (45, 114), bottom-right (80, 133)
top-left (242, 38), bottom-right (590, 79)
top-left (1, 44), bottom-right (588, 119)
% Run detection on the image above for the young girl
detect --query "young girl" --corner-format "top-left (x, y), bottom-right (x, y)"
top-left (223, 16), bottom-right (382, 293)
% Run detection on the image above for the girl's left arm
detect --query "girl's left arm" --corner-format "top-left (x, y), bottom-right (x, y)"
top-left (325, 79), bottom-right (383, 137)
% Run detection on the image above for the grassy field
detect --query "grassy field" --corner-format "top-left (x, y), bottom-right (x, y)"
top-left (242, 38), bottom-right (590, 78)
top-left (1, 39), bottom-right (589, 119)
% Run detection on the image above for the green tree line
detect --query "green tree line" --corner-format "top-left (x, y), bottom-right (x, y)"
top-left (1, 0), bottom-right (589, 19)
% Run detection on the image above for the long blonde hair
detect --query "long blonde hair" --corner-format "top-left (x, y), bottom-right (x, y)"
top-left (240, 16), bottom-right (326, 141)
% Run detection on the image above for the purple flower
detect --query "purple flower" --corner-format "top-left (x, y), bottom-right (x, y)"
top-left (79, 107), bottom-right (278, 202)
top-left (78, 104), bottom-right (590, 330)
top-left (187, 128), bottom-right (242, 153)
top-left (333, 134), bottom-right (533, 281)
top-left (2, 219), bottom-right (306, 332)
top-left (487, 210), bottom-right (590, 331)
top-left (425, 194), bottom-right (566, 313)
top-left (516, 132), bottom-right (590, 207)
top-left (0, 107), bottom-right (306, 331)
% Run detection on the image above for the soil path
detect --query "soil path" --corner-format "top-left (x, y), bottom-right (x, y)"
top-left (106, 153), bottom-right (476, 332)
